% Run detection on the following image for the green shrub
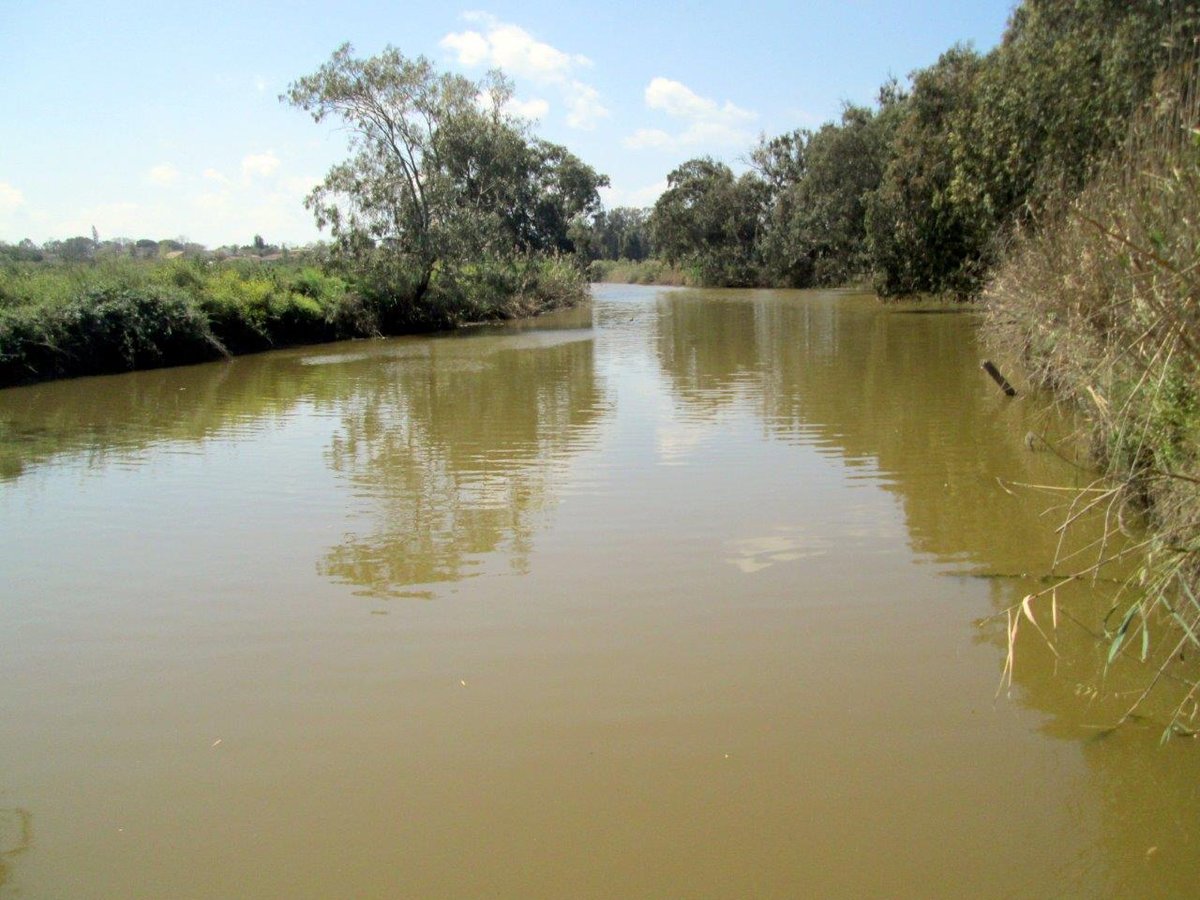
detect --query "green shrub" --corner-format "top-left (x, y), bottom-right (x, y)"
top-left (0, 251), bottom-right (581, 386)
top-left (0, 286), bottom-right (225, 384)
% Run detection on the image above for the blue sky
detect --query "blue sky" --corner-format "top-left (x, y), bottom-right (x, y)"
top-left (0, 0), bottom-right (1017, 247)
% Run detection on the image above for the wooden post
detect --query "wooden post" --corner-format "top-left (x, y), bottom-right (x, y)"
top-left (981, 360), bottom-right (1017, 397)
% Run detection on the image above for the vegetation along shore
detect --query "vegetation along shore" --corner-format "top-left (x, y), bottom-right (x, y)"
top-left (0, 43), bottom-right (605, 388)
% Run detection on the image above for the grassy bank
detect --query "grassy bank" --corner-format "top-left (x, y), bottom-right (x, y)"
top-left (587, 258), bottom-right (693, 286)
top-left (984, 59), bottom-right (1200, 736)
top-left (0, 255), bottom-right (587, 387)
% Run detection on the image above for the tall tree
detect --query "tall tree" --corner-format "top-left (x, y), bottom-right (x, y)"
top-left (754, 90), bottom-right (903, 287)
top-left (285, 44), bottom-right (606, 307)
top-left (650, 158), bottom-right (766, 286)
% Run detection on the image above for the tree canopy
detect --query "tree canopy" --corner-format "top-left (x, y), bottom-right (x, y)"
top-left (284, 44), bottom-right (607, 305)
top-left (650, 158), bottom-right (766, 287)
top-left (639, 0), bottom-right (1200, 296)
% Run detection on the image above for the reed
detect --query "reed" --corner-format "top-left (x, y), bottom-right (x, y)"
top-left (587, 258), bottom-right (694, 286)
top-left (985, 53), bottom-right (1200, 738)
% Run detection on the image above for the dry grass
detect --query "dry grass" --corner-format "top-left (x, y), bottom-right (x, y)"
top-left (984, 54), bottom-right (1200, 739)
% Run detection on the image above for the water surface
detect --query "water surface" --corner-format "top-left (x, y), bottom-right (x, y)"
top-left (1, 284), bottom-right (1197, 897)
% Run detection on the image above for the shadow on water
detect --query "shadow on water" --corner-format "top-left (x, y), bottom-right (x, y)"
top-left (648, 286), bottom-right (1200, 893)
top-left (0, 345), bottom-right (332, 483)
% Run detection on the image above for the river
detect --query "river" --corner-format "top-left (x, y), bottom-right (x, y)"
top-left (1, 283), bottom-right (1198, 897)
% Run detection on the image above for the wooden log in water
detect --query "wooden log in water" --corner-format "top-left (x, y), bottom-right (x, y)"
top-left (981, 360), bottom-right (1017, 397)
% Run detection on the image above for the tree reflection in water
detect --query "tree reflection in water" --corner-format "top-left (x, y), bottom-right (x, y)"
top-left (319, 324), bottom-right (608, 596)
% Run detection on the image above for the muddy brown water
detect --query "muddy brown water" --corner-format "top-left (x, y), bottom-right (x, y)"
top-left (1, 284), bottom-right (1198, 897)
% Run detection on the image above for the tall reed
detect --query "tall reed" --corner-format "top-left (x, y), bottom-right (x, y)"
top-left (985, 52), bottom-right (1200, 738)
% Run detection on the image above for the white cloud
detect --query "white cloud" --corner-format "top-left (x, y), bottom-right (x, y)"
top-left (8, 154), bottom-right (321, 247)
top-left (623, 129), bottom-right (673, 151)
top-left (625, 77), bottom-right (758, 151)
top-left (242, 151), bottom-right (280, 179)
top-left (440, 14), bottom-right (608, 130)
top-left (194, 191), bottom-right (230, 212)
top-left (62, 171), bottom-right (314, 247)
top-left (505, 96), bottom-right (550, 121)
top-left (0, 181), bottom-right (24, 213)
top-left (442, 29), bottom-right (490, 66)
top-left (183, 169), bottom-right (322, 245)
top-left (284, 174), bottom-right (322, 197)
top-left (565, 82), bottom-right (607, 130)
top-left (55, 201), bottom-right (143, 238)
top-left (444, 13), bottom-right (589, 81)
top-left (644, 78), bottom-right (748, 121)
top-left (599, 179), bottom-right (668, 209)
top-left (148, 163), bottom-right (180, 186)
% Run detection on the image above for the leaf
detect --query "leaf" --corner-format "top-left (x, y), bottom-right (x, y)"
top-left (1182, 579), bottom-right (1200, 616)
top-left (1021, 593), bottom-right (1038, 627)
top-left (1169, 610), bottom-right (1200, 649)
top-left (1107, 604), bottom-right (1139, 667)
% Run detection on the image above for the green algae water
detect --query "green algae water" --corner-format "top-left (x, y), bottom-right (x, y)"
top-left (1, 284), bottom-right (1198, 897)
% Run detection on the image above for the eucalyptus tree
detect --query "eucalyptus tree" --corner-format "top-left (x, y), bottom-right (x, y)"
top-left (866, 0), bottom-right (1200, 298)
top-left (650, 158), bottom-right (766, 286)
top-left (753, 90), bottom-right (902, 288)
top-left (570, 207), bottom-right (652, 262)
top-left (285, 44), bottom-right (606, 309)
top-left (865, 45), bottom-right (986, 298)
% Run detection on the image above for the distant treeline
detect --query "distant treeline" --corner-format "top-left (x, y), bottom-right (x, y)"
top-left (0, 233), bottom-right (304, 264)
top-left (575, 0), bottom-right (1199, 297)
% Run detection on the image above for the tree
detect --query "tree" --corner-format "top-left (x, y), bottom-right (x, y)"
top-left (570, 206), bottom-right (652, 262)
top-left (865, 2), bottom-right (1200, 298)
top-left (650, 158), bottom-right (766, 286)
top-left (284, 44), bottom-right (606, 306)
top-left (865, 45), bottom-right (987, 297)
top-left (753, 89), bottom-right (903, 287)
top-left (59, 235), bottom-right (97, 262)
top-left (133, 239), bottom-right (159, 260)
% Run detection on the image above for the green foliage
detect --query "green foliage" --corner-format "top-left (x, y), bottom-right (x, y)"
top-left (571, 206), bottom-right (653, 263)
top-left (284, 44), bottom-right (606, 304)
top-left (587, 258), bottom-right (692, 286)
top-left (756, 92), bottom-right (904, 287)
top-left (0, 240), bottom-right (44, 264)
top-left (868, 0), bottom-right (1200, 297)
top-left (634, 2), bottom-right (1199, 298)
top-left (0, 285), bottom-right (224, 384)
top-left (423, 255), bottom-right (589, 326)
top-left (649, 158), bottom-right (766, 287)
top-left (865, 45), bottom-right (989, 297)
top-left (0, 250), bottom-right (588, 386)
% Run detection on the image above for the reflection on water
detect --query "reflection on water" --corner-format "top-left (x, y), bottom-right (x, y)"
top-left (654, 289), bottom-right (1090, 573)
top-left (0, 286), bottom-right (1197, 897)
top-left (0, 807), bottom-right (31, 892)
top-left (318, 326), bottom-right (606, 594)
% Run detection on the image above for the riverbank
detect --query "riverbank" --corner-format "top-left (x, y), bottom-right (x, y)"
top-left (982, 59), bottom-right (1200, 735)
top-left (587, 258), bottom-right (693, 286)
top-left (0, 255), bottom-right (586, 387)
